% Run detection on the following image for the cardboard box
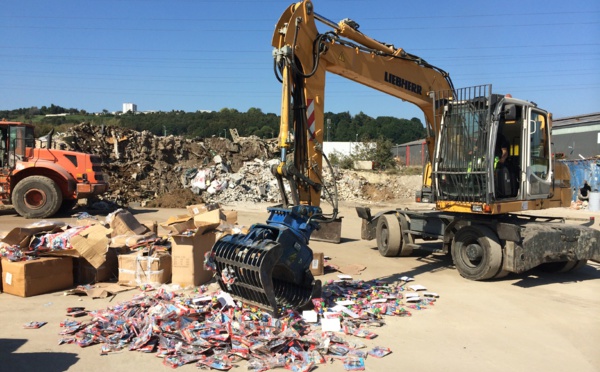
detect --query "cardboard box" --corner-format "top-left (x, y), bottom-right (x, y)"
top-left (222, 210), bottom-right (238, 224)
top-left (193, 209), bottom-right (223, 232)
top-left (140, 220), bottom-right (158, 235)
top-left (186, 203), bottom-right (221, 217)
top-left (109, 209), bottom-right (149, 237)
top-left (310, 252), bottom-right (324, 276)
top-left (171, 230), bottom-right (217, 287)
top-left (160, 215), bottom-right (196, 234)
top-left (73, 257), bottom-right (113, 284)
top-left (186, 204), bottom-right (209, 216)
top-left (73, 246), bottom-right (123, 284)
top-left (1, 257), bottom-right (73, 297)
top-left (118, 252), bottom-right (172, 285)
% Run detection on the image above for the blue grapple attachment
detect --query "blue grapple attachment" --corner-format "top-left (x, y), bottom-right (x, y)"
top-left (210, 205), bottom-right (322, 316)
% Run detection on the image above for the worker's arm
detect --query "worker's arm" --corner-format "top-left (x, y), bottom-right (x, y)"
top-left (499, 147), bottom-right (508, 164)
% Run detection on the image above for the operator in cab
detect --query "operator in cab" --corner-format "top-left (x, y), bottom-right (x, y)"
top-left (494, 132), bottom-right (509, 168)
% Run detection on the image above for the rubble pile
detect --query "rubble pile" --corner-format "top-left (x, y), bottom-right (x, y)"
top-left (334, 171), bottom-right (421, 202)
top-left (63, 123), bottom-right (277, 206)
top-left (60, 123), bottom-right (421, 207)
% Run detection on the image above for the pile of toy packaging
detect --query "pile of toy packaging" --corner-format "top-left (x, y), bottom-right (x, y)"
top-left (56, 277), bottom-right (438, 371)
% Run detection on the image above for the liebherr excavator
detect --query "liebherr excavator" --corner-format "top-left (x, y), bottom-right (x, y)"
top-left (210, 0), bottom-right (600, 314)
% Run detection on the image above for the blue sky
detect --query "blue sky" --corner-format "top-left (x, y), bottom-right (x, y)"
top-left (2, 0), bottom-right (599, 121)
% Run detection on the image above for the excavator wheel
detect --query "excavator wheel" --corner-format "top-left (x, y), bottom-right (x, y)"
top-left (452, 225), bottom-right (503, 280)
top-left (12, 176), bottom-right (63, 219)
top-left (376, 214), bottom-right (401, 257)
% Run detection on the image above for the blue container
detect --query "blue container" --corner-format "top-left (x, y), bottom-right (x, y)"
top-left (560, 159), bottom-right (600, 201)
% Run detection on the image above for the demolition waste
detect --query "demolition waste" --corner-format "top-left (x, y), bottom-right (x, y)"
top-left (58, 123), bottom-right (421, 208)
top-left (1, 204), bottom-right (440, 371)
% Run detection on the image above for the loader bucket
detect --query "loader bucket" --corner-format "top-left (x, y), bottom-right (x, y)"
top-left (210, 206), bottom-right (322, 316)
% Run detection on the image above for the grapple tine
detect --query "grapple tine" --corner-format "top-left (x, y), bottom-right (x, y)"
top-left (210, 206), bottom-right (327, 316)
top-left (211, 233), bottom-right (283, 314)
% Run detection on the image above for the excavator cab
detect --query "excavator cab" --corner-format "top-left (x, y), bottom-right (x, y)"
top-left (433, 85), bottom-right (553, 212)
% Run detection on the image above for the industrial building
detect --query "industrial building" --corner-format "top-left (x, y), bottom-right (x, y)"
top-left (390, 112), bottom-right (600, 169)
top-left (552, 112), bottom-right (600, 160)
top-left (392, 139), bottom-right (428, 167)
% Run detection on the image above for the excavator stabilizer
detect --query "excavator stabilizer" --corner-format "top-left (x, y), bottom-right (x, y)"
top-left (210, 206), bottom-right (322, 316)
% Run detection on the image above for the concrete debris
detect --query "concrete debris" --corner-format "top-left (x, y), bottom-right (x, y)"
top-left (61, 123), bottom-right (277, 207)
top-left (58, 123), bottom-right (421, 208)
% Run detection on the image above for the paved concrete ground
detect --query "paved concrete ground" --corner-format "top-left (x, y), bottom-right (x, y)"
top-left (0, 201), bottom-right (599, 372)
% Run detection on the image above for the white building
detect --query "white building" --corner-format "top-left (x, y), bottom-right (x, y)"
top-left (123, 103), bottom-right (137, 113)
top-left (323, 141), bottom-right (374, 158)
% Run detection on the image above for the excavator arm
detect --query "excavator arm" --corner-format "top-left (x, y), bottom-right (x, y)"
top-left (272, 0), bottom-right (454, 188)
top-left (209, 0), bottom-right (454, 315)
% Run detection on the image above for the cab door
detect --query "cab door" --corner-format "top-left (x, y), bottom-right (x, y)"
top-left (524, 108), bottom-right (552, 198)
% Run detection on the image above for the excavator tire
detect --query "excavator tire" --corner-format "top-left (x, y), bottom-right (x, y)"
top-left (452, 225), bottom-right (503, 280)
top-left (376, 214), bottom-right (401, 257)
top-left (12, 176), bottom-right (63, 219)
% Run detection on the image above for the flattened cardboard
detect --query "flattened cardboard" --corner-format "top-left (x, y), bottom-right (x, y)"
top-left (65, 283), bottom-right (134, 298)
top-left (1, 257), bottom-right (73, 297)
top-left (193, 209), bottom-right (222, 233)
top-left (118, 252), bottom-right (172, 285)
top-left (170, 230), bottom-right (217, 287)
top-left (72, 217), bottom-right (103, 227)
top-left (2, 223), bottom-right (63, 248)
top-left (69, 224), bottom-right (111, 269)
top-left (160, 215), bottom-right (195, 234)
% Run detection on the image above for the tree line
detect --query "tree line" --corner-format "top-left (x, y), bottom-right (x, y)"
top-left (0, 105), bottom-right (426, 144)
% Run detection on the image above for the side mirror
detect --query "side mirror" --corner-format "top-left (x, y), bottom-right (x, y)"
top-left (503, 104), bottom-right (517, 121)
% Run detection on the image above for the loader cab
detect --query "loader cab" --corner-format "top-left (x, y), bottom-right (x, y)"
top-left (0, 122), bottom-right (35, 168)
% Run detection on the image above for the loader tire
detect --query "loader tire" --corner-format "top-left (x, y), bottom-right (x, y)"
top-left (376, 214), bottom-right (401, 257)
top-left (452, 225), bottom-right (503, 280)
top-left (58, 199), bottom-right (78, 214)
top-left (12, 176), bottom-right (63, 219)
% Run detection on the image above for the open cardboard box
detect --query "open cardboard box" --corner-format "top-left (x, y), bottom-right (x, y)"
top-left (160, 215), bottom-right (195, 234)
top-left (170, 229), bottom-right (217, 287)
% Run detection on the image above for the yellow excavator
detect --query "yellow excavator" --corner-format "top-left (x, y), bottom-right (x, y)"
top-left (210, 0), bottom-right (600, 315)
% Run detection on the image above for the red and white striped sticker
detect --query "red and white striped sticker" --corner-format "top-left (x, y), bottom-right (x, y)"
top-left (307, 98), bottom-right (315, 141)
